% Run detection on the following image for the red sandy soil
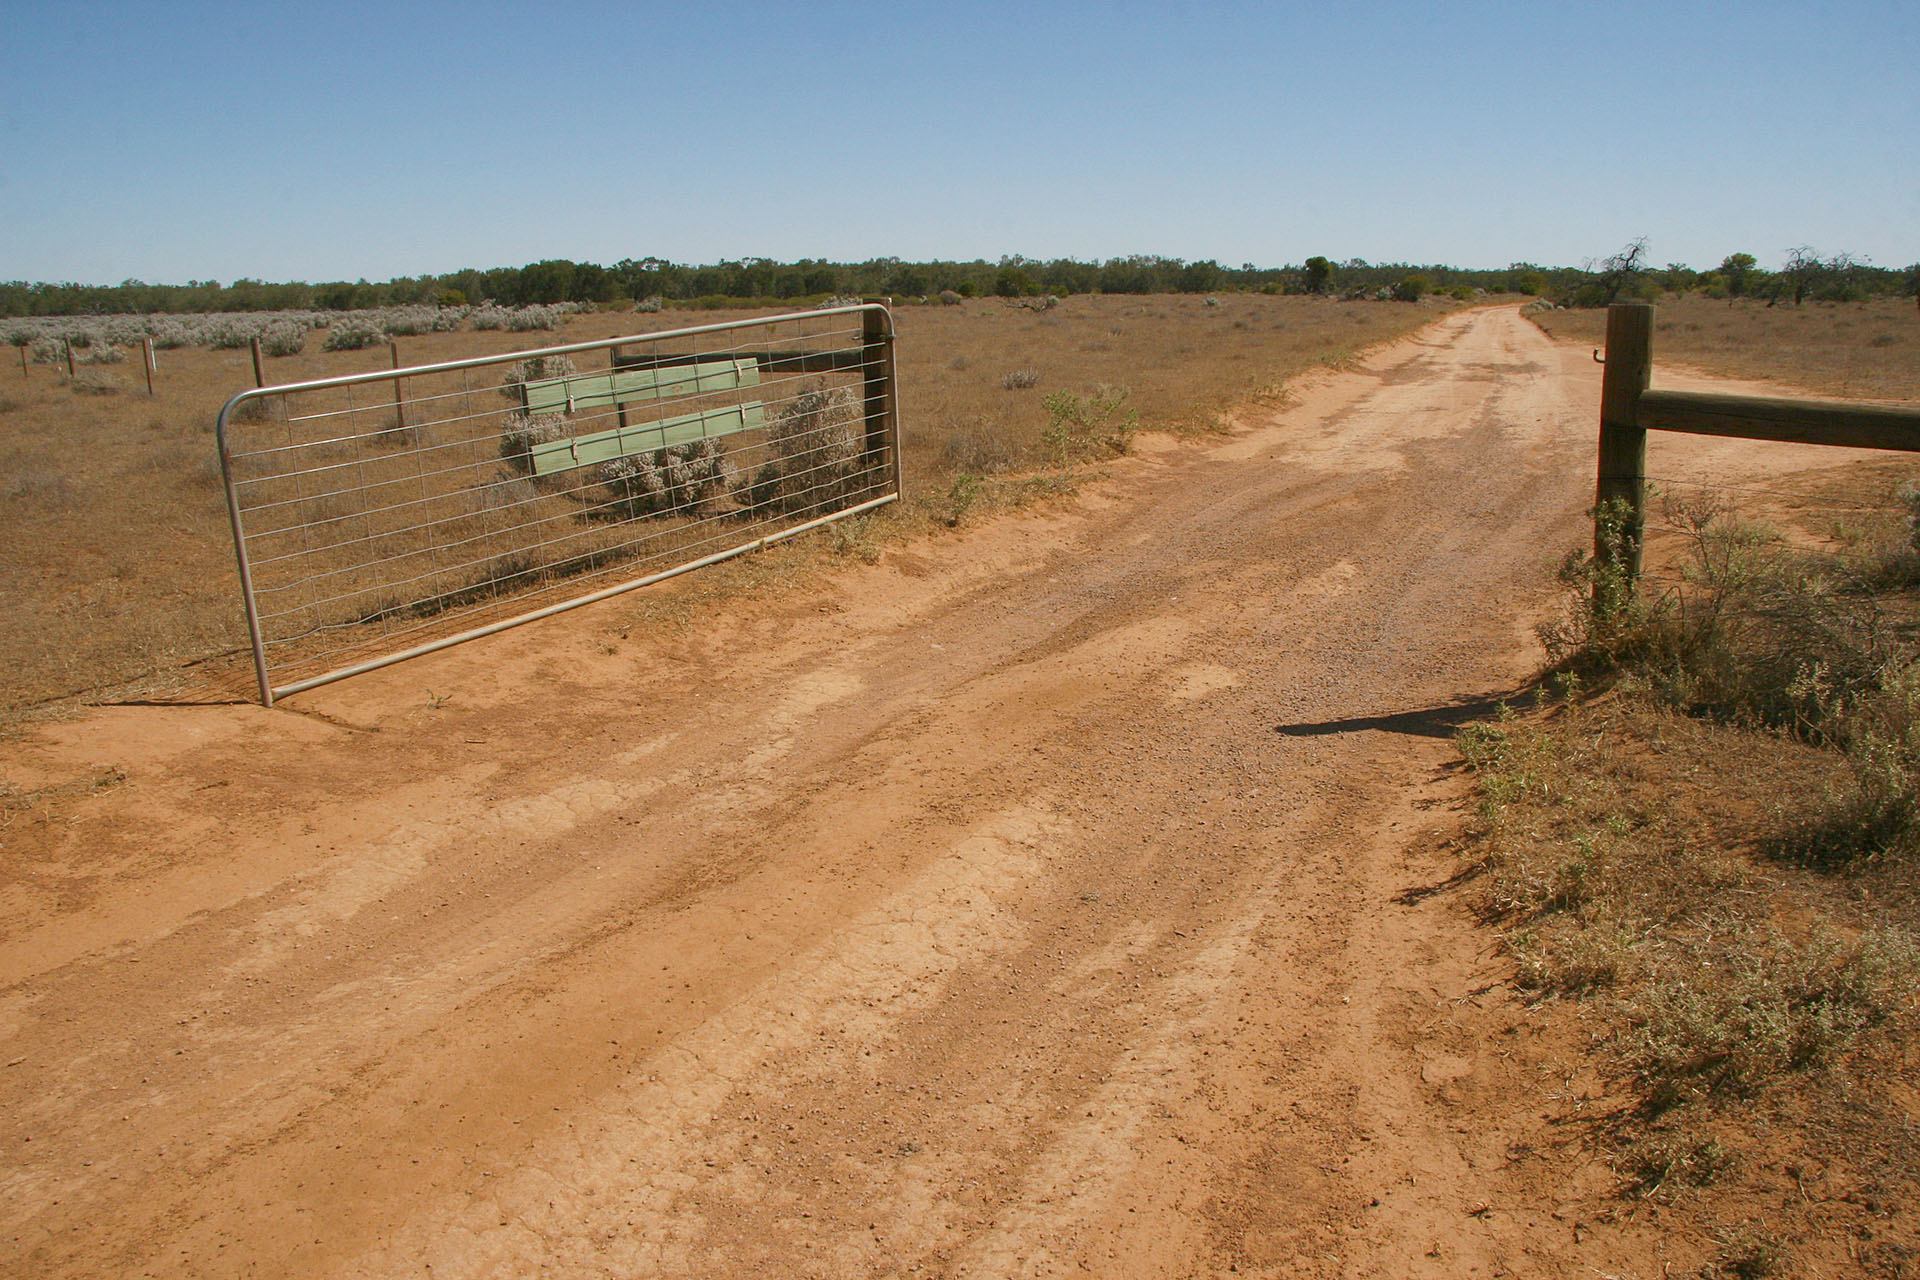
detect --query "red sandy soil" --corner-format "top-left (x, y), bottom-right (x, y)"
top-left (3, 307), bottom-right (1894, 1277)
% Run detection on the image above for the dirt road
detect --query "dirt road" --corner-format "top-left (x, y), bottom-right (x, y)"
top-left (2, 307), bottom-right (1854, 1277)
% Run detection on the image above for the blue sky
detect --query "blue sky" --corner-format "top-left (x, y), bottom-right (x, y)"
top-left (2, 0), bottom-right (1914, 284)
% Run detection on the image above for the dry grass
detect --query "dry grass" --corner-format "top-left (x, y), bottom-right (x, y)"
top-left (1457, 458), bottom-right (1920, 1273)
top-left (1528, 294), bottom-right (1920, 401)
top-left (0, 293), bottom-right (1447, 712)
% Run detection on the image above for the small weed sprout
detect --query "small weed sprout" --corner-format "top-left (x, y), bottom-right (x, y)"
top-left (946, 472), bottom-right (982, 527)
top-left (1041, 384), bottom-right (1138, 465)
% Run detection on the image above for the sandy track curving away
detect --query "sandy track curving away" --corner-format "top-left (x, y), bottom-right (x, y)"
top-left (2, 306), bottom-right (1892, 1277)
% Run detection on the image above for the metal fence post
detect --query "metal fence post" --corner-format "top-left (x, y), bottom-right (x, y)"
top-left (1595, 303), bottom-right (1653, 596)
top-left (860, 302), bottom-right (896, 500)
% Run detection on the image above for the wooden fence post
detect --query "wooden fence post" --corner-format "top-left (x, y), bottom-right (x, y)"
top-left (1595, 303), bottom-right (1653, 595)
top-left (64, 340), bottom-right (76, 378)
top-left (609, 345), bottom-right (629, 430)
top-left (388, 340), bottom-right (407, 430)
top-left (251, 336), bottom-right (266, 388)
top-left (142, 337), bottom-right (155, 395)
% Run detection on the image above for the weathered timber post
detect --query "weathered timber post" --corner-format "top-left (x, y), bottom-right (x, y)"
top-left (609, 344), bottom-right (629, 431)
top-left (142, 337), bottom-right (155, 395)
top-left (1595, 303), bottom-right (1653, 596)
top-left (860, 300), bottom-right (897, 500)
top-left (388, 340), bottom-right (407, 430)
top-left (64, 339), bottom-right (76, 379)
top-left (251, 336), bottom-right (266, 387)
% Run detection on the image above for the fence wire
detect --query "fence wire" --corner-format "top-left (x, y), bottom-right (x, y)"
top-left (219, 305), bottom-right (899, 705)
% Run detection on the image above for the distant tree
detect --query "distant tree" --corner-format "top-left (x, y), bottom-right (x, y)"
top-left (1177, 259), bottom-right (1225, 293)
top-left (993, 264), bottom-right (1038, 297)
top-left (1593, 238), bottom-right (1649, 305)
top-left (1658, 262), bottom-right (1698, 294)
top-left (1718, 252), bottom-right (1758, 297)
top-left (1391, 274), bottom-right (1430, 302)
top-left (1302, 256), bottom-right (1333, 295)
top-left (1779, 246), bottom-right (1821, 305)
top-left (1566, 238), bottom-right (1650, 307)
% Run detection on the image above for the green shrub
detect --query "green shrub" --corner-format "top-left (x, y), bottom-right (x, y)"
top-left (1041, 385), bottom-right (1137, 464)
top-left (1392, 274), bottom-right (1431, 302)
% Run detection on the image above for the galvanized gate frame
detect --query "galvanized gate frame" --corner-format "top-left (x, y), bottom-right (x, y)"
top-left (218, 304), bottom-right (900, 707)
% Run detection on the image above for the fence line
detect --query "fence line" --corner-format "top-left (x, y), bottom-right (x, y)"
top-left (219, 304), bottom-right (900, 706)
top-left (1593, 302), bottom-right (1920, 592)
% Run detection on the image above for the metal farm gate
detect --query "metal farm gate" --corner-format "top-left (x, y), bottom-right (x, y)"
top-left (217, 304), bottom-right (899, 706)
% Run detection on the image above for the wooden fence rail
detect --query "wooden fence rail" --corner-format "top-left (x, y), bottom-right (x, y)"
top-left (1594, 301), bottom-right (1920, 588)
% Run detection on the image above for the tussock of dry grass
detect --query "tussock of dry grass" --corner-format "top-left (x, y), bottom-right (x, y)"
top-left (1457, 460), bottom-right (1920, 1269)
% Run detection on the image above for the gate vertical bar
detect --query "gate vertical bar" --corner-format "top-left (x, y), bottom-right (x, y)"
top-left (860, 303), bottom-right (896, 500)
top-left (216, 393), bottom-right (276, 707)
top-left (1595, 302), bottom-right (1653, 597)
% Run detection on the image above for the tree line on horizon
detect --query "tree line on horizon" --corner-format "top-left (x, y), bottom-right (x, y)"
top-left (2, 248), bottom-right (1914, 318)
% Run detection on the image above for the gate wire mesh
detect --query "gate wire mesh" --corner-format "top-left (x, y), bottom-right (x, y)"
top-left (218, 305), bottom-right (899, 705)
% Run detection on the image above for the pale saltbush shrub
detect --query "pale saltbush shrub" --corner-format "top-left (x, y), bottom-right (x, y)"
top-left (497, 354), bottom-right (577, 403)
top-left (469, 305), bottom-right (510, 331)
top-left (204, 316), bottom-right (261, 349)
top-left (100, 316), bottom-right (149, 346)
top-left (379, 305), bottom-right (463, 336)
top-left (504, 305), bottom-right (561, 332)
top-left (740, 384), bottom-right (864, 514)
top-left (148, 317), bottom-right (197, 349)
top-left (498, 411), bottom-right (571, 473)
top-left (601, 437), bottom-right (730, 517)
top-left (259, 320), bottom-right (308, 357)
top-left (322, 318), bottom-right (385, 351)
top-left (78, 343), bottom-right (125, 364)
top-left (634, 295), bottom-right (665, 313)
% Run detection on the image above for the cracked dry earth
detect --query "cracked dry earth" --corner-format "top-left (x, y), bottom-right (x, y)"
top-left (3, 307), bottom-right (1877, 1277)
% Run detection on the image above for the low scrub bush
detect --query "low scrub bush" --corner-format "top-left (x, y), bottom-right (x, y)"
top-left (505, 305), bottom-right (562, 332)
top-left (740, 384), bottom-right (865, 515)
top-left (322, 318), bottom-right (385, 351)
top-left (498, 411), bottom-right (569, 474)
top-left (258, 321), bottom-right (307, 357)
top-left (1628, 924), bottom-right (1919, 1108)
top-left (379, 305), bottom-right (461, 337)
top-left (1545, 489), bottom-right (1920, 869)
top-left (1392, 274), bottom-right (1431, 302)
top-left (1002, 367), bottom-right (1040, 390)
top-left (203, 316), bottom-right (260, 350)
top-left (496, 356), bottom-right (580, 473)
top-left (600, 438), bottom-right (731, 517)
top-left (67, 370), bottom-right (122, 395)
top-left (1041, 384), bottom-right (1138, 464)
